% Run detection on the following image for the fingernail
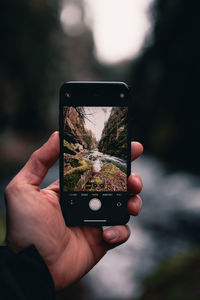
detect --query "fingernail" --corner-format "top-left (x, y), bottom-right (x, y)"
top-left (49, 131), bottom-right (58, 139)
top-left (105, 230), bottom-right (118, 241)
top-left (52, 131), bottom-right (59, 136)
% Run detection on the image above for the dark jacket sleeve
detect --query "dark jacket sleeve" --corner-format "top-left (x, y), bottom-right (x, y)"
top-left (0, 245), bottom-right (55, 300)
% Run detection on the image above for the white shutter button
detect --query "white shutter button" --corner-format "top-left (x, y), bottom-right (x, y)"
top-left (89, 198), bottom-right (102, 211)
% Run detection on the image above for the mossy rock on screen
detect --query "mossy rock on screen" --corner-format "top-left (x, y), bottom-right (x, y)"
top-left (63, 139), bottom-right (76, 155)
top-left (64, 159), bottom-right (92, 191)
top-left (84, 163), bottom-right (127, 192)
top-left (138, 247), bottom-right (200, 300)
top-left (64, 157), bottom-right (80, 168)
top-left (100, 163), bottom-right (124, 177)
top-left (89, 177), bottom-right (103, 191)
top-left (94, 177), bottom-right (103, 185)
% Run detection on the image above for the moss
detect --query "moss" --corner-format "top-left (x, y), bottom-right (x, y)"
top-left (95, 178), bottom-right (103, 185)
top-left (64, 159), bottom-right (92, 191)
top-left (63, 139), bottom-right (76, 155)
top-left (64, 139), bottom-right (73, 150)
top-left (64, 157), bottom-right (80, 168)
top-left (138, 247), bottom-right (200, 300)
top-left (101, 163), bottom-right (119, 178)
top-left (83, 162), bottom-right (126, 192)
top-left (89, 178), bottom-right (103, 191)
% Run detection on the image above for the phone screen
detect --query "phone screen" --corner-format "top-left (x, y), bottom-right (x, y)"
top-left (63, 106), bottom-right (128, 193)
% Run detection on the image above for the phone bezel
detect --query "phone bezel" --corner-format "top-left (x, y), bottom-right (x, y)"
top-left (59, 81), bottom-right (131, 226)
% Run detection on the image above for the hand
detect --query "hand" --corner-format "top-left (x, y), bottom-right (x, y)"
top-left (4, 132), bottom-right (143, 290)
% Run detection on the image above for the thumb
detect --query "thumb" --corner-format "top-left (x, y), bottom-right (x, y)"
top-left (16, 132), bottom-right (59, 186)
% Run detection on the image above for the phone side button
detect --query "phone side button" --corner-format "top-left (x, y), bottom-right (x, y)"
top-left (89, 198), bottom-right (102, 211)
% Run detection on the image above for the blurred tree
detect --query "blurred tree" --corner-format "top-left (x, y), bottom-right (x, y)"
top-left (0, 0), bottom-right (100, 136)
top-left (0, 0), bottom-right (101, 174)
top-left (128, 0), bottom-right (200, 173)
top-left (138, 247), bottom-right (200, 300)
top-left (0, 0), bottom-right (62, 132)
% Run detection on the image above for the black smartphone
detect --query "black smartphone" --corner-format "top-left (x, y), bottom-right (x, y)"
top-left (59, 81), bottom-right (131, 226)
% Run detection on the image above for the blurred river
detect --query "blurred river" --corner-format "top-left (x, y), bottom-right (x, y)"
top-left (84, 155), bottom-right (200, 299)
top-left (1, 155), bottom-right (200, 299)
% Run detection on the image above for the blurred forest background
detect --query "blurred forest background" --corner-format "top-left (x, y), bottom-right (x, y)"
top-left (0, 0), bottom-right (200, 299)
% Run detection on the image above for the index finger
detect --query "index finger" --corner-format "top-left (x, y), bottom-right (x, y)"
top-left (131, 142), bottom-right (143, 161)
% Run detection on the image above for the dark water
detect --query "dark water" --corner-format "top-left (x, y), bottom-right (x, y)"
top-left (82, 155), bottom-right (200, 299)
top-left (1, 156), bottom-right (200, 299)
top-left (83, 150), bottom-right (127, 173)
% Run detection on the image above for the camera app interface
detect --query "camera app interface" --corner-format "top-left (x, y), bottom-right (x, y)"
top-left (63, 106), bottom-right (128, 192)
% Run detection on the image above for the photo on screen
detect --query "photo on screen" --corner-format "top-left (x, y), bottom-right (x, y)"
top-left (63, 106), bottom-right (127, 192)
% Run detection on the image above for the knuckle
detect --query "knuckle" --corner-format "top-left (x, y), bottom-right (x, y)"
top-left (136, 194), bottom-right (142, 203)
top-left (4, 184), bottom-right (10, 197)
top-left (4, 180), bottom-right (15, 194)
top-left (136, 195), bottom-right (142, 213)
top-left (29, 150), bottom-right (42, 168)
top-left (126, 225), bottom-right (131, 236)
top-left (134, 210), bottom-right (140, 216)
top-left (30, 150), bottom-right (38, 161)
top-left (30, 149), bottom-right (48, 168)
top-left (118, 225), bottom-right (130, 241)
top-left (135, 173), bottom-right (143, 186)
top-left (4, 179), bottom-right (22, 197)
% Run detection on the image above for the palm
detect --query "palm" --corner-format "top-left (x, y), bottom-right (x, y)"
top-left (6, 182), bottom-right (105, 290)
top-left (39, 186), bottom-right (106, 290)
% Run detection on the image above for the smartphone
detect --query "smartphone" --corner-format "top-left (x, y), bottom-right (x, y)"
top-left (59, 81), bottom-right (131, 226)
